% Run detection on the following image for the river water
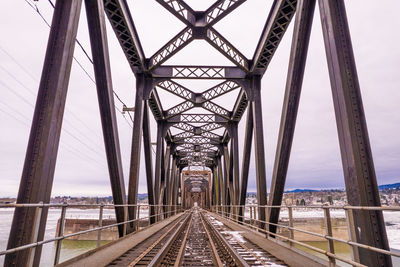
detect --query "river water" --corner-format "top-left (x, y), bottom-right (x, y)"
top-left (0, 207), bottom-right (148, 266)
top-left (0, 208), bottom-right (399, 266)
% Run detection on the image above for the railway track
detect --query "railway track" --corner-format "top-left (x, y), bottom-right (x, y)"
top-left (108, 208), bottom-right (287, 267)
top-left (204, 213), bottom-right (287, 267)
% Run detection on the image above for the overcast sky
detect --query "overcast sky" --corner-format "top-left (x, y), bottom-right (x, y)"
top-left (0, 0), bottom-right (399, 197)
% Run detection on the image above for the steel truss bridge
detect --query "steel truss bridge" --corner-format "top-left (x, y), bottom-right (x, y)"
top-left (1, 0), bottom-right (398, 266)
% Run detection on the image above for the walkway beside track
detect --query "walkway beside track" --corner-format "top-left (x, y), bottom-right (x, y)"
top-left (57, 208), bottom-right (334, 267)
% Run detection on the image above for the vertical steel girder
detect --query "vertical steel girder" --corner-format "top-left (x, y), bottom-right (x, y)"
top-left (319, 1), bottom-right (391, 265)
top-left (214, 164), bottom-right (221, 206)
top-left (223, 145), bottom-right (230, 207)
top-left (86, 0), bottom-right (128, 238)
top-left (230, 123), bottom-right (240, 209)
top-left (169, 157), bottom-right (177, 206)
top-left (142, 101), bottom-right (156, 224)
top-left (154, 123), bottom-right (164, 208)
top-left (239, 102), bottom-right (253, 221)
top-left (180, 168), bottom-right (185, 209)
top-left (224, 143), bottom-right (234, 211)
top-left (163, 145), bottom-right (171, 216)
top-left (211, 166), bottom-right (216, 206)
top-left (160, 141), bottom-right (166, 206)
top-left (217, 156), bottom-right (225, 207)
top-left (5, 1), bottom-right (82, 266)
top-left (175, 165), bottom-right (180, 207)
top-left (229, 142), bottom-right (235, 215)
top-left (252, 76), bottom-right (267, 229)
top-left (127, 75), bottom-right (146, 231)
top-left (267, 0), bottom-right (316, 235)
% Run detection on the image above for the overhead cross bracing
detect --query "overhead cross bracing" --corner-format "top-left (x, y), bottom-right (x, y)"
top-left (3, 0), bottom-right (395, 267)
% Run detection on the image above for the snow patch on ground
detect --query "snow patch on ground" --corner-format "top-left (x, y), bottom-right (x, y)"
top-left (221, 231), bottom-right (246, 243)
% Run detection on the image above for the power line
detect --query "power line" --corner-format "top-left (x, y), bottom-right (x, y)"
top-left (0, 101), bottom-right (32, 124)
top-left (0, 1), bottom-right (136, 169)
top-left (0, 47), bottom-right (102, 138)
top-left (0, 103), bottom-right (105, 168)
top-left (0, 65), bottom-right (36, 98)
top-left (0, 105), bottom-right (30, 127)
top-left (0, 81), bottom-right (105, 156)
top-left (0, 45), bottom-right (38, 82)
top-left (116, 106), bottom-right (133, 128)
top-left (0, 80), bottom-right (34, 108)
top-left (23, 0), bottom-right (134, 126)
top-left (0, 63), bottom-right (106, 152)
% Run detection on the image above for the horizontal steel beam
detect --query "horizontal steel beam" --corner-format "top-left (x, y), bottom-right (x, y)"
top-left (168, 114), bottom-right (228, 123)
top-left (152, 66), bottom-right (246, 79)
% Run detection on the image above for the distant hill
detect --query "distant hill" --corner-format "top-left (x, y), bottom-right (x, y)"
top-left (281, 182), bottom-right (400, 194)
top-left (285, 189), bottom-right (318, 193)
top-left (137, 193), bottom-right (148, 200)
top-left (378, 183), bottom-right (400, 190)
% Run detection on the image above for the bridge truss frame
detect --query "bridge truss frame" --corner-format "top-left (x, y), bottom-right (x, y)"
top-left (4, 0), bottom-right (392, 266)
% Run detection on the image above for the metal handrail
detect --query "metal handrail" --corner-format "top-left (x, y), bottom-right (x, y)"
top-left (0, 203), bottom-right (179, 208)
top-left (227, 204), bottom-right (400, 211)
top-left (0, 203), bottom-right (183, 264)
top-left (211, 204), bottom-right (400, 265)
top-left (212, 210), bottom-right (366, 267)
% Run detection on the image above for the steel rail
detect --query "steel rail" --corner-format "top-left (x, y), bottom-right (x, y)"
top-left (201, 212), bottom-right (249, 267)
top-left (147, 212), bottom-right (192, 267)
top-left (173, 212), bottom-right (194, 267)
top-left (198, 211), bottom-right (224, 267)
top-left (127, 211), bottom-right (190, 266)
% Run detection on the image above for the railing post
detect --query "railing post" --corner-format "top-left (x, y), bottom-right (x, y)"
top-left (345, 208), bottom-right (360, 263)
top-left (148, 205), bottom-right (151, 226)
top-left (97, 203), bottom-right (104, 248)
top-left (123, 206), bottom-right (128, 236)
top-left (136, 205), bottom-right (140, 231)
top-left (54, 202), bottom-right (67, 265)
top-left (28, 202), bottom-right (43, 267)
top-left (323, 207), bottom-right (336, 266)
top-left (264, 206), bottom-right (268, 236)
top-left (288, 206), bottom-right (294, 246)
top-left (254, 206), bottom-right (258, 230)
top-left (155, 205), bottom-right (158, 223)
top-left (250, 205), bottom-right (253, 226)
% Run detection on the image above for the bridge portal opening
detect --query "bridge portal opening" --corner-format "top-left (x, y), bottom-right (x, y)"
top-left (182, 169), bottom-right (211, 209)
